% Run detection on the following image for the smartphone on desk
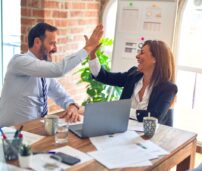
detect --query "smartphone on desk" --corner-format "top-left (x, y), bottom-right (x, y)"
top-left (50, 152), bottom-right (81, 165)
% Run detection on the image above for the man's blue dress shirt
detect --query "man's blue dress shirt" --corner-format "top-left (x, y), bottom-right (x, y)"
top-left (0, 49), bottom-right (87, 126)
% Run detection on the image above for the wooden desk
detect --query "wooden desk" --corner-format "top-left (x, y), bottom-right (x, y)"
top-left (14, 118), bottom-right (197, 171)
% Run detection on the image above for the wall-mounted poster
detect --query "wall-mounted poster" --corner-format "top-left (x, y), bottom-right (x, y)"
top-left (111, 0), bottom-right (178, 72)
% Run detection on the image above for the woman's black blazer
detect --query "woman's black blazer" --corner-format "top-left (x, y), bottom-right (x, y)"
top-left (93, 66), bottom-right (178, 126)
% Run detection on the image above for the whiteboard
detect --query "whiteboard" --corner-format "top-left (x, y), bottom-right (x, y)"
top-left (111, 0), bottom-right (178, 72)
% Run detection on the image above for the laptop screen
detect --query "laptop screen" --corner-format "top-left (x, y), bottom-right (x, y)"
top-left (69, 99), bottom-right (131, 138)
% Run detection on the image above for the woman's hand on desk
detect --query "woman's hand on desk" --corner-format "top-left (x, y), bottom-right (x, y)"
top-left (60, 104), bottom-right (81, 122)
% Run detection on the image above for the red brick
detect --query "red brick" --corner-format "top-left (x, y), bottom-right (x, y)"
top-left (70, 11), bottom-right (84, 18)
top-left (33, 9), bottom-right (44, 18)
top-left (58, 37), bottom-right (68, 44)
top-left (43, 1), bottom-right (60, 9)
top-left (87, 3), bottom-right (100, 9)
top-left (58, 28), bottom-right (69, 35)
top-left (66, 20), bottom-right (79, 26)
top-left (27, 0), bottom-right (41, 8)
top-left (44, 10), bottom-right (52, 18)
top-left (44, 19), bottom-right (55, 25)
top-left (64, 2), bottom-right (71, 9)
top-left (55, 20), bottom-right (68, 27)
top-left (21, 8), bottom-right (32, 16)
top-left (85, 11), bottom-right (99, 17)
top-left (21, 18), bottom-right (36, 25)
top-left (78, 19), bottom-right (98, 25)
top-left (78, 19), bottom-right (86, 25)
top-left (21, 0), bottom-right (27, 7)
top-left (21, 44), bottom-right (28, 53)
top-left (71, 27), bottom-right (84, 34)
top-left (52, 11), bottom-right (68, 18)
top-left (72, 3), bottom-right (86, 9)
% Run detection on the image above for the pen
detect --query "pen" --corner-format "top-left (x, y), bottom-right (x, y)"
top-left (129, 117), bottom-right (137, 121)
top-left (0, 128), bottom-right (19, 154)
top-left (33, 151), bottom-right (56, 155)
top-left (0, 127), bottom-right (7, 139)
top-left (14, 125), bottom-right (24, 138)
top-left (136, 142), bottom-right (147, 149)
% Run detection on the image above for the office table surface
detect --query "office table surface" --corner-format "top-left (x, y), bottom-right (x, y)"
top-left (13, 118), bottom-right (197, 171)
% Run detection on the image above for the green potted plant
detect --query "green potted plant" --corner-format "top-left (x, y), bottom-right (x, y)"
top-left (18, 144), bottom-right (32, 168)
top-left (76, 38), bottom-right (122, 105)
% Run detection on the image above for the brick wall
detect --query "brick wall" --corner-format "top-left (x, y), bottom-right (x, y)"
top-left (21, 0), bottom-right (105, 113)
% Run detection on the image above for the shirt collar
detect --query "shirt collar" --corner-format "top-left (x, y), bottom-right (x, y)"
top-left (27, 50), bottom-right (38, 59)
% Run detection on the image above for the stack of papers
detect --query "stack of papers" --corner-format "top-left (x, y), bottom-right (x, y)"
top-left (89, 144), bottom-right (153, 169)
top-left (90, 131), bottom-right (141, 150)
top-left (89, 131), bottom-right (169, 169)
top-left (0, 162), bottom-right (30, 171)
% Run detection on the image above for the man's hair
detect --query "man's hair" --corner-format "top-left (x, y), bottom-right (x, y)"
top-left (28, 22), bottom-right (58, 48)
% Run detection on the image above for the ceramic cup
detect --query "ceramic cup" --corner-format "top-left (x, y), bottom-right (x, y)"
top-left (143, 116), bottom-right (158, 138)
top-left (44, 115), bottom-right (59, 136)
top-left (18, 154), bottom-right (32, 168)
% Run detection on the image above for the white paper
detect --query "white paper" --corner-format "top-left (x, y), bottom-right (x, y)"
top-left (90, 131), bottom-right (141, 150)
top-left (89, 130), bottom-right (169, 169)
top-left (30, 154), bottom-right (64, 171)
top-left (119, 8), bottom-right (139, 32)
top-left (128, 120), bottom-right (144, 132)
top-left (0, 162), bottom-right (30, 171)
top-left (1, 127), bottom-right (44, 145)
top-left (88, 144), bottom-right (153, 169)
top-left (129, 108), bottom-right (137, 120)
top-left (136, 140), bottom-right (169, 157)
top-left (29, 145), bottom-right (92, 171)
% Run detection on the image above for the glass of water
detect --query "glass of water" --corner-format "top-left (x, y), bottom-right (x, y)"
top-left (55, 119), bottom-right (69, 144)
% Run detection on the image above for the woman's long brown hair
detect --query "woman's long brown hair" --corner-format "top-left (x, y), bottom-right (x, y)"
top-left (143, 40), bottom-right (176, 86)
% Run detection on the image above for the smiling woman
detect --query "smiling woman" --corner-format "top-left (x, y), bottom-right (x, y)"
top-left (88, 39), bottom-right (177, 126)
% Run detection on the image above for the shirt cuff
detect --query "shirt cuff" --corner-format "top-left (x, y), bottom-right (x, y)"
top-left (68, 102), bottom-right (80, 110)
top-left (89, 58), bottom-right (101, 77)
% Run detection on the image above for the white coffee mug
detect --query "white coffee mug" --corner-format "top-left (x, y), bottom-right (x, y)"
top-left (44, 115), bottom-right (59, 135)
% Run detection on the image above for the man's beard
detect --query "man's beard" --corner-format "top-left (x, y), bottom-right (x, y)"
top-left (39, 44), bottom-right (48, 61)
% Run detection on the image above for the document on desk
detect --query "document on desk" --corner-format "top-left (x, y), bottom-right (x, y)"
top-left (130, 108), bottom-right (137, 120)
top-left (89, 131), bottom-right (169, 169)
top-left (128, 119), bottom-right (144, 132)
top-left (137, 140), bottom-right (170, 157)
top-left (29, 145), bottom-right (93, 171)
top-left (88, 144), bottom-right (153, 169)
top-left (0, 162), bottom-right (30, 171)
top-left (90, 130), bottom-right (141, 150)
top-left (2, 127), bottom-right (44, 145)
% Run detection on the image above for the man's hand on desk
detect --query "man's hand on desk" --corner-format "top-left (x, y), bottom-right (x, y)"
top-left (60, 104), bottom-right (82, 122)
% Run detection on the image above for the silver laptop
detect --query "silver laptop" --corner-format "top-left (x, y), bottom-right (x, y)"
top-left (69, 99), bottom-right (131, 138)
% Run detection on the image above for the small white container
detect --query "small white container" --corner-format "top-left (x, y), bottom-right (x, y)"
top-left (18, 154), bottom-right (31, 168)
